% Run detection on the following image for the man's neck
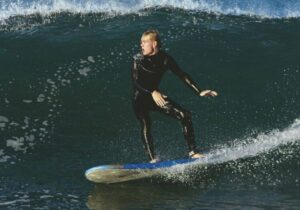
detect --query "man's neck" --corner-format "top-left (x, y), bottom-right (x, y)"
top-left (148, 49), bottom-right (159, 56)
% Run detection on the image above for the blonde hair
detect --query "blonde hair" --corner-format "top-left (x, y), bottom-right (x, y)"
top-left (142, 29), bottom-right (161, 49)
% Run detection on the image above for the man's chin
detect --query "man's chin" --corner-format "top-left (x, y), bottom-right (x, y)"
top-left (142, 51), bottom-right (152, 56)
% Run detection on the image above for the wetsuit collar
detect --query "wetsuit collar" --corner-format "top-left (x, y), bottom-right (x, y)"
top-left (143, 50), bottom-right (162, 59)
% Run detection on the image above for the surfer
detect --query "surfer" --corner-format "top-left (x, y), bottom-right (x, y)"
top-left (132, 30), bottom-right (218, 163)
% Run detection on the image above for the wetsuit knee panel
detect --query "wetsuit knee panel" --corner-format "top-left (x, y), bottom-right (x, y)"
top-left (181, 110), bottom-right (192, 123)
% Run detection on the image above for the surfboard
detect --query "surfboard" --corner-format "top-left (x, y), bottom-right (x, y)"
top-left (85, 158), bottom-right (199, 184)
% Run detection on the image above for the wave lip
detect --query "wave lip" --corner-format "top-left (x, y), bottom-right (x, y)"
top-left (1, 0), bottom-right (300, 23)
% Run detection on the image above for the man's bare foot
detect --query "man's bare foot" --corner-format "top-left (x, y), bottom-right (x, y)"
top-left (189, 151), bottom-right (205, 159)
top-left (149, 158), bottom-right (160, 163)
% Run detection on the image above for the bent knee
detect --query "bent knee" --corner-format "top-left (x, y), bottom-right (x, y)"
top-left (177, 110), bottom-right (191, 121)
top-left (183, 110), bottom-right (192, 120)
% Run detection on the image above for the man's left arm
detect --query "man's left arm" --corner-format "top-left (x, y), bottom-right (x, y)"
top-left (167, 55), bottom-right (218, 97)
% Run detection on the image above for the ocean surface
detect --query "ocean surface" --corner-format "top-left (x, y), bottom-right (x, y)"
top-left (1, 0), bottom-right (300, 209)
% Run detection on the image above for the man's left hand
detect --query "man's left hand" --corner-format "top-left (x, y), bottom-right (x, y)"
top-left (200, 90), bottom-right (218, 97)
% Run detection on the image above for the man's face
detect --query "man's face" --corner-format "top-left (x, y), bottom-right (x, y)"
top-left (140, 35), bottom-right (157, 56)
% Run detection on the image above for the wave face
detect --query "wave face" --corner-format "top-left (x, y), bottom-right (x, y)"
top-left (1, 0), bottom-right (300, 23)
top-left (0, 2), bottom-right (300, 209)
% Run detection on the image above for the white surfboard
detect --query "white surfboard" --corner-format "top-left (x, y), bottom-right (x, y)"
top-left (85, 158), bottom-right (199, 184)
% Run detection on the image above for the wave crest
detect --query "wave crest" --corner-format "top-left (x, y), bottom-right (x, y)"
top-left (1, 0), bottom-right (300, 23)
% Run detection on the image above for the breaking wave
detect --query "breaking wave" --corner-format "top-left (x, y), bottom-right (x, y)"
top-left (1, 0), bottom-right (300, 24)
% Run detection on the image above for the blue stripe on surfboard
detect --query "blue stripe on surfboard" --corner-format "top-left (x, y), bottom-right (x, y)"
top-left (85, 158), bottom-right (198, 176)
top-left (124, 158), bottom-right (197, 169)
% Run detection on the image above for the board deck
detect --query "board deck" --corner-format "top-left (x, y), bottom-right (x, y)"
top-left (85, 158), bottom-right (199, 184)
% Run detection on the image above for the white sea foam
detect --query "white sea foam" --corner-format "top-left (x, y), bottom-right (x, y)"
top-left (88, 56), bottom-right (95, 63)
top-left (206, 118), bottom-right (300, 165)
top-left (78, 67), bottom-right (91, 76)
top-left (0, 52), bottom-right (100, 164)
top-left (6, 137), bottom-right (26, 152)
top-left (0, 150), bottom-right (10, 163)
top-left (22, 99), bottom-right (33, 103)
top-left (0, 116), bottom-right (9, 128)
top-left (0, 199), bottom-right (30, 207)
top-left (1, 0), bottom-right (300, 23)
top-left (0, 55), bottom-right (88, 164)
top-left (162, 118), bottom-right (300, 181)
top-left (37, 94), bottom-right (45, 102)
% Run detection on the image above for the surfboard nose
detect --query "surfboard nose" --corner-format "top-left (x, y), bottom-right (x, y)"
top-left (85, 167), bottom-right (98, 182)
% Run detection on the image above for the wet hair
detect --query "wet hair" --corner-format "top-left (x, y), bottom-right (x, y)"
top-left (142, 29), bottom-right (162, 49)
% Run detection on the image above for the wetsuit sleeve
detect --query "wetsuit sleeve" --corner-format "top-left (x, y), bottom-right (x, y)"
top-left (167, 55), bottom-right (201, 95)
top-left (132, 58), bottom-right (152, 94)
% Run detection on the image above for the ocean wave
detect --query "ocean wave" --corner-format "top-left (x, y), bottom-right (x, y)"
top-left (1, 0), bottom-right (300, 23)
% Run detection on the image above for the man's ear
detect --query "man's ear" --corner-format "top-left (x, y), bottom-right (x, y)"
top-left (152, 41), bottom-right (158, 48)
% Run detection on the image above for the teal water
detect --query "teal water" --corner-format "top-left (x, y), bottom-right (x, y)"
top-left (1, 1), bottom-right (300, 209)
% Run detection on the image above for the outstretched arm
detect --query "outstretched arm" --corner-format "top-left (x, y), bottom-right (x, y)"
top-left (167, 55), bottom-right (218, 97)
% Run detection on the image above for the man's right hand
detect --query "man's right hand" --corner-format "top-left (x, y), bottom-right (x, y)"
top-left (151, 90), bottom-right (168, 107)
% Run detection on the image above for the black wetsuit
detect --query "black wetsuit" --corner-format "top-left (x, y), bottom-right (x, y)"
top-left (132, 50), bottom-right (201, 161)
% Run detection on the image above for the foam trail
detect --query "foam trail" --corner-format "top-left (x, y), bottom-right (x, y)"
top-left (162, 118), bottom-right (300, 181)
top-left (204, 118), bottom-right (300, 165)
